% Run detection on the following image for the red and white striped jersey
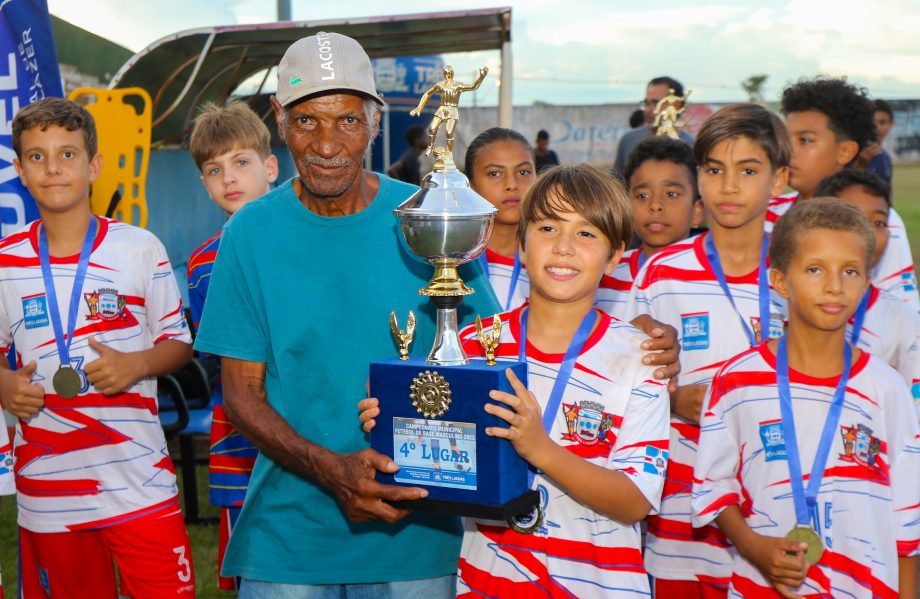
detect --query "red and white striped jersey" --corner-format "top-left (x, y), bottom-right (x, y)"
top-left (0, 422), bottom-right (12, 496)
top-left (624, 231), bottom-right (787, 584)
top-left (693, 343), bottom-right (920, 599)
top-left (456, 305), bottom-right (669, 598)
top-left (848, 285), bottom-right (920, 416)
top-left (0, 218), bottom-right (191, 532)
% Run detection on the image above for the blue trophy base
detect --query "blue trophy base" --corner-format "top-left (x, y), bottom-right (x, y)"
top-left (369, 357), bottom-right (535, 519)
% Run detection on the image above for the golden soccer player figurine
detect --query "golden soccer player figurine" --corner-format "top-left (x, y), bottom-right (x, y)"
top-left (410, 65), bottom-right (489, 162)
top-left (653, 88), bottom-right (691, 139)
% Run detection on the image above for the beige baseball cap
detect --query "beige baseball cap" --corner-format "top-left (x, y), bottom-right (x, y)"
top-left (276, 31), bottom-right (383, 107)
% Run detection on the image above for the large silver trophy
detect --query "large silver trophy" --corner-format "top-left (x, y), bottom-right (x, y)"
top-left (372, 65), bottom-right (537, 522)
top-left (395, 64), bottom-right (496, 366)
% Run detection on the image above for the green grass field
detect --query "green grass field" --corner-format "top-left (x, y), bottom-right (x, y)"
top-left (894, 164), bottom-right (920, 273)
top-left (2, 164), bottom-right (920, 596)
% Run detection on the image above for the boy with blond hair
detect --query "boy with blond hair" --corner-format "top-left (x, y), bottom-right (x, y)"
top-left (187, 100), bottom-right (279, 591)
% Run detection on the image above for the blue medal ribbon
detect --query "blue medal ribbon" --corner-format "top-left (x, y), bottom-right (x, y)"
top-left (849, 288), bottom-right (871, 346)
top-left (39, 217), bottom-right (97, 368)
top-left (518, 306), bottom-right (597, 486)
top-left (705, 232), bottom-right (771, 346)
top-left (478, 252), bottom-right (489, 278)
top-left (776, 336), bottom-right (852, 527)
top-left (480, 250), bottom-right (524, 311)
top-left (505, 251), bottom-right (523, 311)
top-left (636, 249), bottom-right (647, 272)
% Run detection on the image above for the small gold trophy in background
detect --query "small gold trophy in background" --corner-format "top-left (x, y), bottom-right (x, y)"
top-left (654, 88), bottom-right (692, 139)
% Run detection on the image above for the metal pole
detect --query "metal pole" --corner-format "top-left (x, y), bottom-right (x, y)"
top-left (277, 0), bottom-right (292, 21)
top-left (499, 39), bottom-right (512, 127)
top-left (383, 102), bottom-right (391, 172)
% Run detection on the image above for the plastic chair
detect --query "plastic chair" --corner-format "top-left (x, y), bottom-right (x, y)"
top-left (157, 374), bottom-right (189, 441)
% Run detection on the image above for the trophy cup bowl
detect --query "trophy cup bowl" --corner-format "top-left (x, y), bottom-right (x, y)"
top-left (395, 167), bottom-right (497, 365)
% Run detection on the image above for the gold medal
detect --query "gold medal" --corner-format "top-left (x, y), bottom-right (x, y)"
top-left (52, 366), bottom-right (81, 399)
top-left (507, 503), bottom-right (544, 535)
top-left (785, 525), bottom-right (824, 565)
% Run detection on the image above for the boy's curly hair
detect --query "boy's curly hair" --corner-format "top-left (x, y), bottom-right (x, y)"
top-left (781, 77), bottom-right (876, 155)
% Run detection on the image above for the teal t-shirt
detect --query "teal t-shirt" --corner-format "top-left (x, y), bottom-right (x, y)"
top-left (194, 175), bottom-right (500, 584)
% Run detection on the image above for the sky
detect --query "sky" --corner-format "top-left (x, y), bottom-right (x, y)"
top-left (47, 0), bottom-right (920, 106)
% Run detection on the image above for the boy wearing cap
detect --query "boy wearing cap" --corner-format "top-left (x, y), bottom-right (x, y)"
top-left (194, 32), bottom-right (501, 597)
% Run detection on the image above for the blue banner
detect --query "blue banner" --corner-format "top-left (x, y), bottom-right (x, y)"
top-left (0, 0), bottom-right (62, 236)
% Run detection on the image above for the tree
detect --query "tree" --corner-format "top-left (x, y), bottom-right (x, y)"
top-left (741, 75), bottom-right (768, 103)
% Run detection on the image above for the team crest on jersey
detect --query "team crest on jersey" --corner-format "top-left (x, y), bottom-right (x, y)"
top-left (681, 312), bottom-right (709, 350)
top-left (912, 379), bottom-right (919, 401)
top-left (759, 419), bottom-right (786, 461)
top-left (84, 288), bottom-right (128, 321)
top-left (21, 293), bottom-right (49, 329)
top-left (750, 311), bottom-right (785, 342)
top-left (643, 446), bottom-right (668, 476)
top-left (902, 271), bottom-right (917, 293)
top-left (562, 400), bottom-right (613, 446)
top-left (840, 423), bottom-right (881, 471)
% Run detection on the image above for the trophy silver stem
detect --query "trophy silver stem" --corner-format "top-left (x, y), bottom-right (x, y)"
top-left (427, 296), bottom-right (468, 365)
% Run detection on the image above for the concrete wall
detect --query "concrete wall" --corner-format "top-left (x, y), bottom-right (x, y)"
top-left (451, 101), bottom-right (920, 170)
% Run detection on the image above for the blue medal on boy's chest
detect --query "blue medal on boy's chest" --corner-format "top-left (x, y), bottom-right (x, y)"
top-left (705, 233), bottom-right (771, 346)
top-left (776, 336), bottom-right (852, 565)
top-left (509, 306), bottom-right (597, 534)
top-left (39, 217), bottom-right (96, 399)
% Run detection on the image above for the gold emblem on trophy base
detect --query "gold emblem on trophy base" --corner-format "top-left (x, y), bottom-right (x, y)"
top-left (654, 88), bottom-right (692, 139)
top-left (390, 310), bottom-right (416, 360)
top-left (410, 370), bottom-right (452, 418)
top-left (476, 314), bottom-right (502, 366)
